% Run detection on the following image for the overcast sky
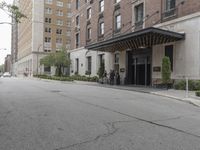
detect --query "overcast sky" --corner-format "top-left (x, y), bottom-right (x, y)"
top-left (0, 0), bottom-right (13, 65)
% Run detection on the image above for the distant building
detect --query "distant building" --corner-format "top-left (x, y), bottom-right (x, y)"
top-left (70, 0), bottom-right (200, 85)
top-left (4, 55), bottom-right (11, 73)
top-left (14, 0), bottom-right (71, 76)
top-left (11, 0), bottom-right (19, 76)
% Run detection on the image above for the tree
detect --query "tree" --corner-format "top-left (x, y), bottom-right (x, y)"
top-left (162, 56), bottom-right (171, 85)
top-left (0, 64), bottom-right (4, 73)
top-left (40, 48), bottom-right (71, 76)
top-left (0, 1), bottom-right (26, 23)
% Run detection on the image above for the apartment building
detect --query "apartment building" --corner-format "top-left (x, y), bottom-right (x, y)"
top-left (16, 0), bottom-right (71, 76)
top-left (11, 1), bottom-right (18, 76)
top-left (4, 55), bottom-right (11, 73)
top-left (70, 0), bottom-right (200, 85)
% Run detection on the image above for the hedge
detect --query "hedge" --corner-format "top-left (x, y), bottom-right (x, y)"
top-left (173, 80), bottom-right (200, 91)
top-left (34, 75), bottom-right (99, 82)
top-left (196, 91), bottom-right (200, 97)
top-left (34, 75), bottom-right (73, 81)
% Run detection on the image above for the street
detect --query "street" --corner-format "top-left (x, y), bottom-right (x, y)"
top-left (0, 78), bottom-right (200, 150)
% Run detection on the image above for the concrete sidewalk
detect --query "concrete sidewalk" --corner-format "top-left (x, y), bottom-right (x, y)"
top-left (31, 78), bottom-right (200, 107)
top-left (80, 82), bottom-right (200, 107)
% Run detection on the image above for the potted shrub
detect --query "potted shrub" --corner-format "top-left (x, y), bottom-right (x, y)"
top-left (162, 56), bottom-right (172, 89)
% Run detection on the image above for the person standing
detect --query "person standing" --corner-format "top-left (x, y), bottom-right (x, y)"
top-left (110, 70), bottom-right (115, 85)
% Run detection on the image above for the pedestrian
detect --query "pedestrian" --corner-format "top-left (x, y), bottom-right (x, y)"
top-left (116, 72), bottom-right (120, 85)
top-left (103, 70), bottom-right (107, 84)
top-left (110, 70), bottom-right (115, 85)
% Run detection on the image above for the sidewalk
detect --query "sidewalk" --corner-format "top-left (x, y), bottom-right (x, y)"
top-left (31, 78), bottom-right (200, 107)
top-left (85, 83), bottom-right (200, 107)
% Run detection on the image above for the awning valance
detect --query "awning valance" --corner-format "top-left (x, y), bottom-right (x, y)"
top-left (85, 27), bottom-right (185, 51)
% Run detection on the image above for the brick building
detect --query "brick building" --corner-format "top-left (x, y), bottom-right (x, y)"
top-left (71, 0), bottom-right (200, 85)
top-left (15, 0), bottom-right (71, 76)
top-left (11, 0), bottom-right (18, 76)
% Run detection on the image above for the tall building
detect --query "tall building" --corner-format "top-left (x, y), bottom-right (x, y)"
top-left (11, 0), bottom-right (19, 76)
top-left (4, 55), bottom-right (11, 73)
top-left (70, 0), bottom-right (200, 85)
top-left (16, 0), bottom-right (71, 76)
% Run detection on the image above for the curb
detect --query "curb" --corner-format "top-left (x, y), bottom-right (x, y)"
top-left (89, 84), bottom-right (200, 107)
top-left (150, 92), bottom-right (200, 107)
top-left (24, 78), bottom-right (200, 107)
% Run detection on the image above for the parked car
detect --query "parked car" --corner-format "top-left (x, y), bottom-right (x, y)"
top-left (3, 72), bottom-right (11, 77)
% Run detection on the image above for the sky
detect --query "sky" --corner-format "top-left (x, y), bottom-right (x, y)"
top-left (0, 0), bottom-right (13, 65)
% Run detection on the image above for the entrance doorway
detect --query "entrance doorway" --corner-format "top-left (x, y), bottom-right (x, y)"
top-left (126, 49), bottom-right (152, 86)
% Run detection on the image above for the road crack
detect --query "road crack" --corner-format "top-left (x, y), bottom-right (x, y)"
top-left (56, 92), bottom-right (200, 139)
top-left (54, 120), bottom-right (134, 150)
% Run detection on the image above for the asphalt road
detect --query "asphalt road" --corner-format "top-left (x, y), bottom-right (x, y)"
top-left (1, 78), bottom-right (200, 150)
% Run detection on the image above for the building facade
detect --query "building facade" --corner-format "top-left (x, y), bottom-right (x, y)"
top-left (70, 0), bottom-right (200, 85)
top-left (15, 0), bottom-right (71, 76)
top-left (11, 0), bottom-right (19, 76)
top-left (4, 55), bottom-right (11, 73)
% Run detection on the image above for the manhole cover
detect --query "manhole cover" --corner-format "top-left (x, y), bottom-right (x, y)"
top-left (50, 90), bottom-right (61, 93)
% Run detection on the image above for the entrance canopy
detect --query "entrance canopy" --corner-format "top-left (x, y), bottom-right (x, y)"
top-left (85, 27), bottom-right (185, 52)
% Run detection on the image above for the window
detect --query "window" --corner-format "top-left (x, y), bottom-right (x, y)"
top-left (44, 66), bottom-right (51, 72)
top-left (67, 21), bottom-right (71, 27)
top-left (67, 3), bottom-right (71, 9)
top-left (56, 10), bottom-right (63, 16)
top-left (56, 38), bottom-right (62, 44)
top-left (99, 0), bottom-right (104, 12)
top-left (76, 15), bottom-right (80, 26)
top-left (87, 7), bottom-right (92, 19)
top-left (75, 58), bottom-right (79, 74)
top-left (115, 14), bottom-right (121, 30)
top-left (99, 54), bottom-right (105, 66)
top-left (45, 37), bottom-right (51, 43)
top-left (135, 3), bottom-right (144, 23)
top-left (115, 0), bottom-right (120, 3)
top-left (67, 12), bottom-right (72, 18)
top-left (114, 53), bottom-right (120, 64)
top-left (56, 29), bottom-right (62, 34)
top-left (114, 53), bottom-right (120, 72)
top-left (99, 22), bottom-right (104, 35)
top-left (45, 0), bottom-right (52, 4)
top-left (45, 8), bottom-right (52, 14)
top-left (45, 27), bottom-right (51, 33)
top-left (165, 45), bottom-right (173, 71)
top-left (44, 49), bottom-right (51, 52)
top-left (66, 44), bottom-right (70, 49)
top-left (56, 19), bottom-right (63, 26)
top-left (87, 27), bottom-right (91, 40)
top-left (57, 1), bottom-right (63, 7)
top-left (166, 0), bottom-right (176, 11)
top-left (66, 31), bottom-right (71, 36)
top-left (164, 0), bottom-right (176, 17)
top-left (87, 56), bottom-right (92, 74)
top-left (76, 33), bottom-right (80, 48)
top-left (76, 0), bottom-right (80, 9)
top-left (45, 18), bottom-right (51, 23)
